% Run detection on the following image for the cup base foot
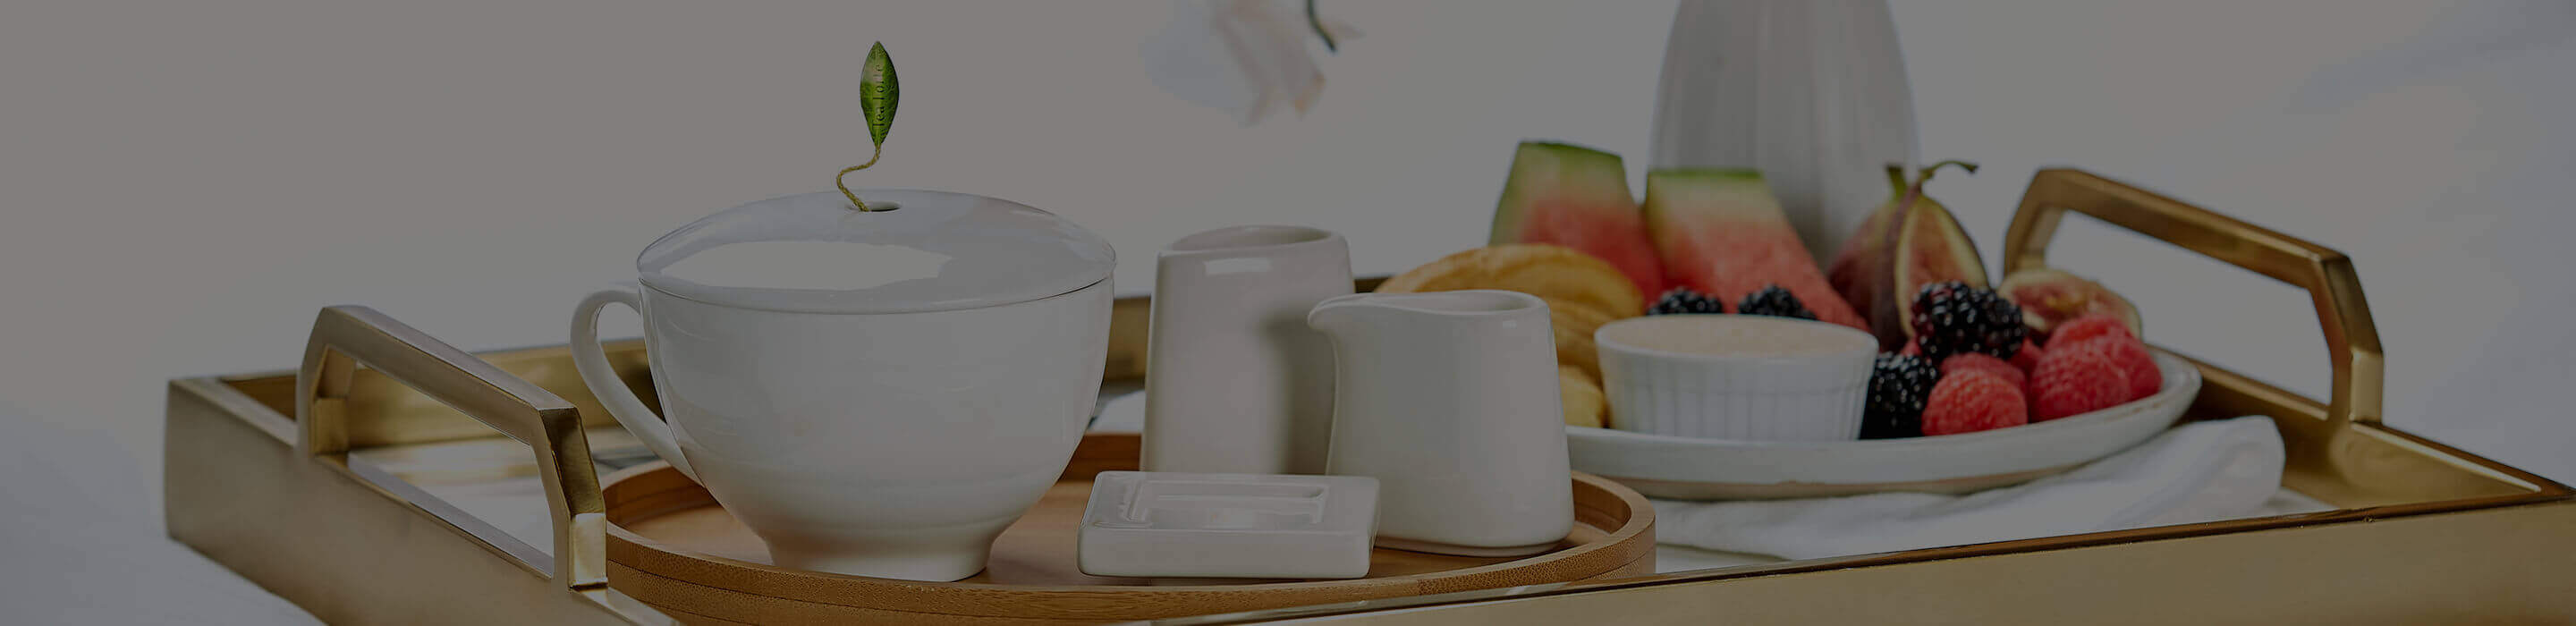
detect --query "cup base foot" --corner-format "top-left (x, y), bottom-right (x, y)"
top-left (1373, 536), bottom-right (1557, 558)
top-left (771, 546), bottom-right (989, 582)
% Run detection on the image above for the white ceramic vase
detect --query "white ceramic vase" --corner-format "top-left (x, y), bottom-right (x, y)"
top-left (1308, 290), bottom-right (1573, 556)
top-left (1142, 225), bottom-right (1352, 475)
top-left (1650, 0), bottom-right (1919, 265)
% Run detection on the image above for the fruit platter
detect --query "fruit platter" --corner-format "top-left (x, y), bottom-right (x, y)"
top-left (1380, 141), bottom-right (2198, 498)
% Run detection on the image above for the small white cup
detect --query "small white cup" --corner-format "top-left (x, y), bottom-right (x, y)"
top-left (1594, 315), bottom-right (1878, 441)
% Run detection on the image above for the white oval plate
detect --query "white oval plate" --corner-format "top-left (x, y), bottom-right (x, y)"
top-left (1568, 351), bottom-right (2202, 500)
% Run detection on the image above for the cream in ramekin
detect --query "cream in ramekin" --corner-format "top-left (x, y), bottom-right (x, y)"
top-left (1594, 315), bottom-right (1877, 441)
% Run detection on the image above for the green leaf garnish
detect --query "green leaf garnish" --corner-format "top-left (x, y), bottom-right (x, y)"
top-left (860, 42), bottom-right (899, 148)
top-left (840, 41), bottom-right (899, 211)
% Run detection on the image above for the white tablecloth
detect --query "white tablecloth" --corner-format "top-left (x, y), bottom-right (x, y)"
top-left (0, 401), bottom-right (321, 625)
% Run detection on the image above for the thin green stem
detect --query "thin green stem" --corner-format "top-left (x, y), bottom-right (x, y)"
top-left (1915, 160), bottom-right (1979, 185)
top-left (1308, 0), bottom-right (1336, 53)
top-left (836, 144), bottom-right (884, 211)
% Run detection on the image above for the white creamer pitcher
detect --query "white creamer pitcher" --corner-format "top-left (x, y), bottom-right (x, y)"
top-left (1307, 290), bottom-right (1573, 556)
top-left (569, 189), bottom-right (1114, 581)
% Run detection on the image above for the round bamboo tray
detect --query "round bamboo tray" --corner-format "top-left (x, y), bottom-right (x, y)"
top-left (603, 432), bottom-right (1656, 624)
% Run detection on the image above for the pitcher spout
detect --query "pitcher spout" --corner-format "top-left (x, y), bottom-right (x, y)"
top-left (1306, 290), bottom-right (1547, 337)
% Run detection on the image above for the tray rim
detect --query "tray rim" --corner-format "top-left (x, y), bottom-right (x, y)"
top-left (598, 433), bottom-right (1656, 621)
top-left (177, 296), bottom-right (2576, 624)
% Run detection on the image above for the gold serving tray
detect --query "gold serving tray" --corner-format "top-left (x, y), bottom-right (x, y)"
top-left (165, 169), bottom-right (2576, 624)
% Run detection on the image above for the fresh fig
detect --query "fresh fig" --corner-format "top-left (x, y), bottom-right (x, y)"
top-left (1828, 161), bottom-right (1987, 350)
top-left (1999, 267), bottom-right (2141, 342)
top-left (1826, 165), bottom-right (1907, 322)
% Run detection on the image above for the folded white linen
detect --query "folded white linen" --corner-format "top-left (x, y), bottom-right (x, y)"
top-left (1650, 416), bottom-right (2285, 561)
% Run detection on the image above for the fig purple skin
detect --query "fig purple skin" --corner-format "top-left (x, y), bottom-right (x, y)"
top-left (1828, 161), bottom-right (1987, 351)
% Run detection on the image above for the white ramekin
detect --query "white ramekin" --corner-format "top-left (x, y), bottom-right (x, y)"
top-left (1594, 315), bottom-right (1877, 441)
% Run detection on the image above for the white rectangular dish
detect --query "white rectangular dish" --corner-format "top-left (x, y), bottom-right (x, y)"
top-left (1078, 471), bottom-right (1380, 579)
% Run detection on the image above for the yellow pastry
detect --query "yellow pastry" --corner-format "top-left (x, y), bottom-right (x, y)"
top-left (1547, 298), bottom-right (1616, 377)
top-left (1376, 244), bottom-right (1645, 318)
top-left (1558, 365), bottom-right (1608, 428)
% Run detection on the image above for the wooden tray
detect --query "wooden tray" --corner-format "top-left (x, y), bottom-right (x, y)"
top-left (602, 433), bottom-right (1656, 625)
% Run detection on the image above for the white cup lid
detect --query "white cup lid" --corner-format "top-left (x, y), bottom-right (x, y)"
top-left (638, 190), bottom-right (1114, 313)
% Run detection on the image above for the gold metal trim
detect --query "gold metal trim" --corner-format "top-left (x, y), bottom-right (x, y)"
top-left (295, 306), bottom-right (608, 589)
top-left (2003, 168), bottom-right (2383, 427)
top-left (2001, 167), bottom-right (2388, 484)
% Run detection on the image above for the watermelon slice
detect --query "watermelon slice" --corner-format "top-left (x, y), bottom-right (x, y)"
top-left (1642, 168), bottom-right (1868, 330)
top-left (1490, 141), bottom-right (1666, 301)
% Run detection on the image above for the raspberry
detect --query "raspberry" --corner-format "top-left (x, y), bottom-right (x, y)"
top-left (2010, 338), bottom-right (2045, 373)
top-left (1942, 352), bottom-right (2024, 389)
top-left (2062, 335), bottom-right (2162, 401)
top-left (1922, 370), bottom-right (2028, 436)
top-left (2050, 314), bottom-right (2135, 347)
top-left (2029, 343), bottom-right (2131, 420)
top-left (1649, 287), bottom-right (1724, 315)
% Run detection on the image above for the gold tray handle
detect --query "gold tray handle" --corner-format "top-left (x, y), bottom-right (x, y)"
top-left (2002, 168), bottom-right (2385, 427)
top-left (295, 306), bottom-right (607, 590)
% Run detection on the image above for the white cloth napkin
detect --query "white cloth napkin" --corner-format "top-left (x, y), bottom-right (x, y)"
top-left (1651, 415), bottom-right (2285, 561)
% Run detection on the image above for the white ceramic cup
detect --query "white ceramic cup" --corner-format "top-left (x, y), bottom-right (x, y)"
top-left (570, 278), bottom-right (1111, 581)
top-left (1594, 315), bottom-right (1877, 441)
top-left (1142, 225), bottom-right (1350, 476)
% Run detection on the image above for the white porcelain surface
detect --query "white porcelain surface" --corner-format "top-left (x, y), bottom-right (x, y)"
top-left (569, 190), bottom-right (1115, 581)
top-left (572, 281), bottom-right (1111, 580)
top-left (1142, 225), bottom-right (1351, 475)
top-left (1309, 290), bottom-right (1572, 555)
top-left (1595, 315), bottom-right (1877, 441)
top-left (1569, 351), bottom-right (2204, 500)
top-left (636, 190), bottom-right (1115, 314)
top-left (1650, 0), bottom-right (1918, 264)
top-left (1076, 471), bottom-right (1379, 579)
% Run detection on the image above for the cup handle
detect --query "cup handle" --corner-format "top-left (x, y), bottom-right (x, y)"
top-left (571, 286), bottom-right (700, 483)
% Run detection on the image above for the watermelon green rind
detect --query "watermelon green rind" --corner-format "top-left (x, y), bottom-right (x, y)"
top-left (1491, 141), bottom-right (1667, 300)
top-left (1642, 168), bottom-right (1868, 330)
top-left (1491, 142), bottom-right (1625, 241)
top-left (1643, 168), bottom-right (1767, 180)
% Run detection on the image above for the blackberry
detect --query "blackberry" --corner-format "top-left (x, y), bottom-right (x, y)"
top-left (1733, 284), bottom-right (1818, 321)
top-left (1910, 281), bottom-right (2025, 361)
top-left (1649, 287), bottom-right (1724, 315)
top-left (1862, 353), bottom-right (1936, 439)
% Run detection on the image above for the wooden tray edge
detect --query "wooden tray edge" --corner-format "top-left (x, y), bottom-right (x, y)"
top-left (602, 436), bottom-right (1656, 622)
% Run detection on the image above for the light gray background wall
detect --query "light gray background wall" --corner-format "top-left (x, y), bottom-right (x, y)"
top-left (3, 1), bottom-right (2572, 622)
top-left (3, 0), bottom-right (2571, 558)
